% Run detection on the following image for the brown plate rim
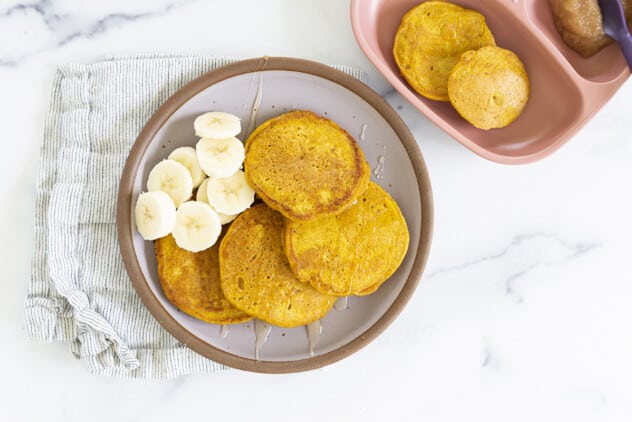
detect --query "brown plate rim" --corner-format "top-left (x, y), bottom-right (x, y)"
top-left (116, 56), bottom-right (434, 373)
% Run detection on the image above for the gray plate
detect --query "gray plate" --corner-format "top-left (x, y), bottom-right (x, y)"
top-left (117, 57), bottom-right (433, 373)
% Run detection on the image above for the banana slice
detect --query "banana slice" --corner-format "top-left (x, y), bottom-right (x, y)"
top-left (206, 170), bottom-right (255, 215)
top-left (134, 191), bottom-right (176, 240)
top-left (172, 201), bottom-right (222, 252)
top-left (168, 146), bottom-right (205, 188)
top-left (194, 111), bottom-right (241, 139)
top-left (196, 178), bottom-right (210, 203)
top-left (146, 159), bottom-right (193, 208)
top-left (196, 137), bottom-right (245, 179)
top-left (196, 178), bottom-right (238, 225)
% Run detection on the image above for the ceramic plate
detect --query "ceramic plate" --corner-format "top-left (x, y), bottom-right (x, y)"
top-left (116, 57), bottom-right (433, 373)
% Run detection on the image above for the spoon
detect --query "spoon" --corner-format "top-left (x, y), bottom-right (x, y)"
top-left (598, 0), bottom-right (632, 71)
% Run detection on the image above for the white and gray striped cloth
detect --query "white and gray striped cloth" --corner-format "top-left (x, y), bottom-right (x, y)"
top-left (25, 55), bottom-right (367, 379)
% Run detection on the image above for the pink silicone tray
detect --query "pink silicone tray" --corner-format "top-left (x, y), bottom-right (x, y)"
top-left (351, 0), bottom-right (630, 164)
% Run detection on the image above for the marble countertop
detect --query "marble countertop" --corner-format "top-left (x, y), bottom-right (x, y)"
top-left (3, 0), bottom-right (632, 420)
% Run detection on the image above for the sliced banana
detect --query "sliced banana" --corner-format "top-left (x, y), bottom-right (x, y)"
top-left (168, 146), bottom-right (205, 188)
top-left (196, 137), bottom-right (245, 179)
top-left (206, 170), bottom-right (255, 215)
top-left (216, 211), bottom-right (238, 225)
top-left (194, 111), bottom-right (241, 139)
top-left (196, 178), bottom-right (238, 225)
top-left (134, 191), bottom-right (176, 240)
top-left (146, 159), bottom-right (193, 208)
top-left (172, 201), bottom-right (222, 252)
top-left (196, 178), bottom-right (211, 203)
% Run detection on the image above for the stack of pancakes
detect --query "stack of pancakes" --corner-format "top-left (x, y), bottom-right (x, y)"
top-left (393, 1), bottom-right (530, 130)
top-left (155, 110), bottom-right (409, 328)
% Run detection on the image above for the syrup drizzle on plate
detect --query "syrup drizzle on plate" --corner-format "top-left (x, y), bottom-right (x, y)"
top-left (359, 123), bottom-right (367, 141)
top-left (219, 324), bottom-right (229, 339)
top-left (373, 145), bottom-right (386, 179)
top-left (306, 320), bottom-right (323, 357)
top-left (254, 319), bottom-right (272, 360)
top-left (334, 296), bottom-right (349, 311)
top-left (246, 71), bottom-right (264, 137)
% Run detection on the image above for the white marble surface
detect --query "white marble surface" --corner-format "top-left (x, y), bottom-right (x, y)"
top-left (3, 0), bottom-right (632, 420)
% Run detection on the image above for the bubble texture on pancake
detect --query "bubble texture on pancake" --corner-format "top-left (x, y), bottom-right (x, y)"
top-left (447, 46), bottom-right (530, 130)
top-left (244, 110), bottom-right (370, 222)
top-left (155, 234), bottom-right (253, 325)
top-left (219, 204), bottom-right (336, 328)
top-left (284, 182), bottom-right (409, 296)
top-left (393, 0), bottom-right (496, 101)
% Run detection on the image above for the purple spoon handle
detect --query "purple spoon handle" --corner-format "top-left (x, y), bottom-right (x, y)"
top-left (599, 0), bottom-right (632, 71)
top-left (618, 32), bottom-right (632, 71)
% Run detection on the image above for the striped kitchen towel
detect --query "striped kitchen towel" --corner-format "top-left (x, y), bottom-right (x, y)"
top-left (24, 54), bottom-right (366, 379)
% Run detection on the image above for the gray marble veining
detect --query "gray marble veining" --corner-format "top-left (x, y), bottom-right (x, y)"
top-left (0, 0), bottom-right (199, 65)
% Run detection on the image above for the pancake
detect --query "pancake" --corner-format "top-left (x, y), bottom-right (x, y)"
top-left (244, 110), bottom-right (370, 221)
top-left (550, 0), bottom-right (632, 57)
top-left (393, 0), bottom-right (496, 101)
top-left (219, 203), bottom-right (336, 327)
top-left (284, 182), bottom-right (409, 296)
top-left (155, 234), bottom-right (252, 325)
top-left (447, 46), bottom-right (529, 130)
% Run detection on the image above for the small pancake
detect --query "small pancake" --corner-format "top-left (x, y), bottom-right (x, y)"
top-left (219, 203), bottom-right (336, 328)
top-left (244, 110), bottom-right (370, 221)
top-left (155, 234), bottom-right (252, 325)
top-left (284, 182), bottom-right (409, 296)
top-left (448, 46), bottom-right (529, 130)
top-left (393, 0), bottom-right (496, 101)
top-left (550, 0), bottom-right (632, 58)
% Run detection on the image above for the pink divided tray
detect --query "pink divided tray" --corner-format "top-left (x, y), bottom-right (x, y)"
top-left (351, 0), bottom-right (630, 164)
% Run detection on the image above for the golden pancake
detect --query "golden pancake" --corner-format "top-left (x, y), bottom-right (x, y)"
top-left (219, 203), bottom-right (336, 328)
top-left (244, 110), bottom-right (370, 221)
top-left (155, 234), bottom-right (253, 325)
top-left (550, 0), bottom-right (632, 58)
top-left (447, 46), bottom-right (529, 130)
top-left (284, 182), bottom-right (409, 296)
top-left (393, 0), bottom-right (496, 101)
